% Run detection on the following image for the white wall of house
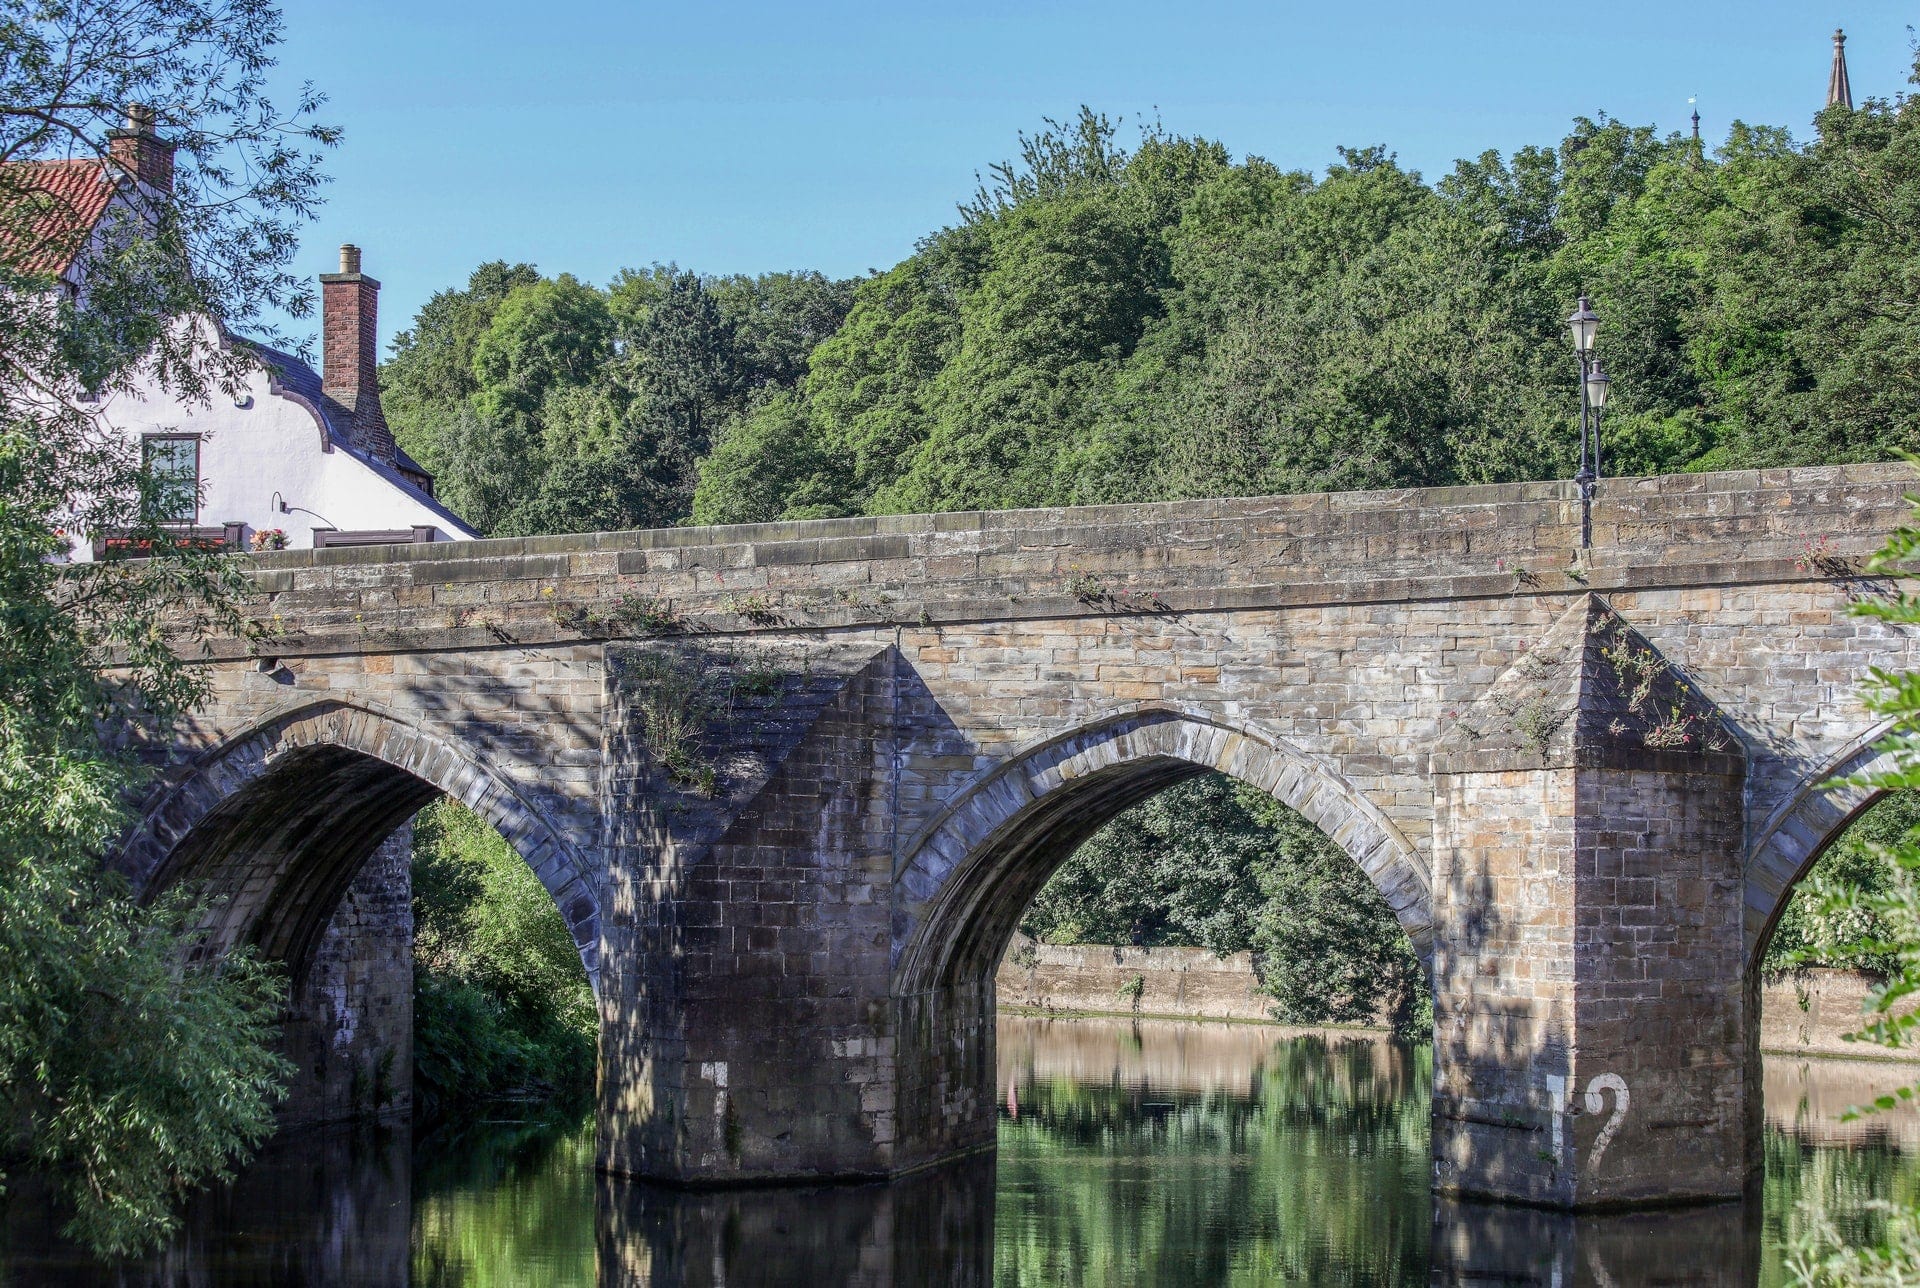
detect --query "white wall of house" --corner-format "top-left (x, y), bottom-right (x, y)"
top-left (71, 334), bottom-right (475, 560)
top-left (14, 116), bottom-right (474, 559)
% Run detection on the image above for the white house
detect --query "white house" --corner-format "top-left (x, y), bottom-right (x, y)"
top-left (13, 108), bottom-right (475, 558)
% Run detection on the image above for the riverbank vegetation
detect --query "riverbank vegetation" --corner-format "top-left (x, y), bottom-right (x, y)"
top-left (0, 0), bottom-right (336, 1257)
top-left (410, 800), bottom-right (596, 1115)
top-left (1019, 776), bottom-right (1430, 1033)
top-left (1765, 793), bottom-right (1919, 979)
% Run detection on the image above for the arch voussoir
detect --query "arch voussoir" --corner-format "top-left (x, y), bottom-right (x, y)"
top-left (1745, 729), bottom-right (1900, 963)
top-left (893, 708), bottom-right (1430, 991)
top-left (122, 698), bottom-right (601, 990)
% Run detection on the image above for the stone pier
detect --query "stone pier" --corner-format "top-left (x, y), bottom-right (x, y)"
top-left (113, 463), bottom-right (1920, 1206)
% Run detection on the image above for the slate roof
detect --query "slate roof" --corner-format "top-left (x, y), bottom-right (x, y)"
top-left (241, 340), bottom-right (476, 538)
top-left (1, 158), bottom-right (118, 277)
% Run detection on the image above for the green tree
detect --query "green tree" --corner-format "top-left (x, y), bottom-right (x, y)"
top-left (470, 274), bottom-right (615, 430)
top-left (398, 262), bottom-right (853, 537)
top-left (410, 799), bottom-right (596, 1114)
top-left (618, 267), bottom-right (739, 466)
top-left (382, 260), bottom-right (540, 476)
top-left (1020, 777), bottom-right (1272, 952)
top-left (0, 0), bottom-right (335, 1255)
top-left (708, 268), bottom-right (856, 392)
top-left (692, 391), bottom-right (835, 526)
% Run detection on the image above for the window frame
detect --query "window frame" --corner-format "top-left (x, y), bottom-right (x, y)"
top-left (141, 432), bottom-right (202, 526)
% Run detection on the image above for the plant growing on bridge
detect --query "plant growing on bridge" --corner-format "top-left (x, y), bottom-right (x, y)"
top-left (550, 587), bottom-right (686, 637)
top-left (607, 591), bottom-right (685, 634)
top-left (629, 651), bottom-right (723, 795)
top-left (724, 591), bottom-right (780, 626)
top-left (1513, 698), bottom-right (1564, 756)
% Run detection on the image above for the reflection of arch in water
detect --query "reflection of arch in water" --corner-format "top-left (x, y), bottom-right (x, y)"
top-left (120, 699), bottom-right (600, 989)
top-left (893, 707), bottom-right (1431, 998)
top-left (1745, 724), bottom-right (1899, 969)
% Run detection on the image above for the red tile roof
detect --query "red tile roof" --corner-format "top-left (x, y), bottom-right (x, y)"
top-left (0, 158), bottom-right (118, 278)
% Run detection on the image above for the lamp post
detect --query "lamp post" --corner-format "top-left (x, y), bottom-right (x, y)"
top-left (1567, 296), bottom-right (1610, 549)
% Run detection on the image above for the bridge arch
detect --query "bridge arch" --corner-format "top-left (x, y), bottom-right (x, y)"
top-left (120, 698), bottom-right (600, 989)
top-left (891, 706), bottom-right (1430, 998)
top-left (1745, 724), bottom-right (1901, 968)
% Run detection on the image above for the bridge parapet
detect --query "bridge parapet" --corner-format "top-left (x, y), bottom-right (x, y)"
top-left (225, 463), bottom-right (1911, 661)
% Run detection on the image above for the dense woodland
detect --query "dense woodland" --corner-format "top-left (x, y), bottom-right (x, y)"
top-left (389, 79), bottom-right (1920, 1068)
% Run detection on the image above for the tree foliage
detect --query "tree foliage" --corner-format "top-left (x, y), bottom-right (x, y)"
top-left (384, 262), bottom-right (854, 537)
top-left (409, 800), bottom-right (596, 1116)
top-left (0, 0), bottom-right (335, 1256)
top-left (690, 88), bottom-right (1920, 524)
top-left (1021, 776), bottom-right (1428, 1033)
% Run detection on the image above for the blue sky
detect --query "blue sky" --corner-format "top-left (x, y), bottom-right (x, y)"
top-left (270, 0), bottom-right (1916, 351)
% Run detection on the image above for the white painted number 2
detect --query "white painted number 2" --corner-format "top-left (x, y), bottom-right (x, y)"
top-left (1583, 1073), bottom-right (1629, 1174)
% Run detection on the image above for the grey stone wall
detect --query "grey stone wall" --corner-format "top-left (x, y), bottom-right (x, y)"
top-left (995, 937), bottom-right (1276, 1023)
top-left (1762, 970), bottom-right (1920, 1059)
top-left (279, 821), bottom-right (413, 1127)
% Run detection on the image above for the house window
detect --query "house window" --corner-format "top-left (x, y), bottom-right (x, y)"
top-left (142, 434), bottom-right (200, 524)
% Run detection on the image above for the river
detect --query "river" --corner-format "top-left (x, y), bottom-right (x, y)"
top-left (5, 1016), bottom-right (1917, 1284)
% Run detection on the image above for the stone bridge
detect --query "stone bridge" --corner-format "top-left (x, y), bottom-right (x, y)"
top-left (118, 462), bottom-right (1920, 1211)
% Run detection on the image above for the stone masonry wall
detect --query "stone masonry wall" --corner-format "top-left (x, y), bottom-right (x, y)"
top-left (1761, 970), bottom-right (1920, 1060)
top-left (599, 644), bottom-right (908, 1183)
top-left (995, 937), bottom-right (1275, 1023)
top-left (279, 821), bottom-right (413, 1127)
top-left (122, 462), bottom-right (1920, 1205)
top-left (995, 947), bottom-right (1887, 1047)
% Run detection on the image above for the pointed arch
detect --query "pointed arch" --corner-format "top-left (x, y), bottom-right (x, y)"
top-left (1744, 722), bottom-right (1898, 966)
top-left (120, 698), bottom-right (600, 989)
top-left (891, 706), bottom-right (1430, 996)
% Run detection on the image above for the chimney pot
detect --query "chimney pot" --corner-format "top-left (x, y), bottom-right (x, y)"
top-left (339, 243), bottom-right (360, 274)
top-left (107, 102), bottom-right (175, 194)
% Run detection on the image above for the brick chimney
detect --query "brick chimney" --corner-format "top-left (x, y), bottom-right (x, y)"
top-left (319, 244), bottom-right (396, 464)
top-left (106, 105), bottom-right (174, 193)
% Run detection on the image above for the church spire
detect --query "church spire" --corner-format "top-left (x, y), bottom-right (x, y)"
top-left (1828, 28), bottom-right (1853, 110)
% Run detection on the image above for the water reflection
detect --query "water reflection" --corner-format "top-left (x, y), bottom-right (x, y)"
top-left (997, 1018), bottom-right (1430, 1285)
top-left (1, 1121), bottom-right (411, 1285)
top-left (1432, 1197), bottom-right (1759, 1287)
top-left (4, 1018), bottom-right (1918, 1285)
top-left (597, 1157), bottom-right (995, 1287)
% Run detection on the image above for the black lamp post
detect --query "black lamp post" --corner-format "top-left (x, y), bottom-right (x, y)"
top-left (1567, 296), bottom-right (1611, 548)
